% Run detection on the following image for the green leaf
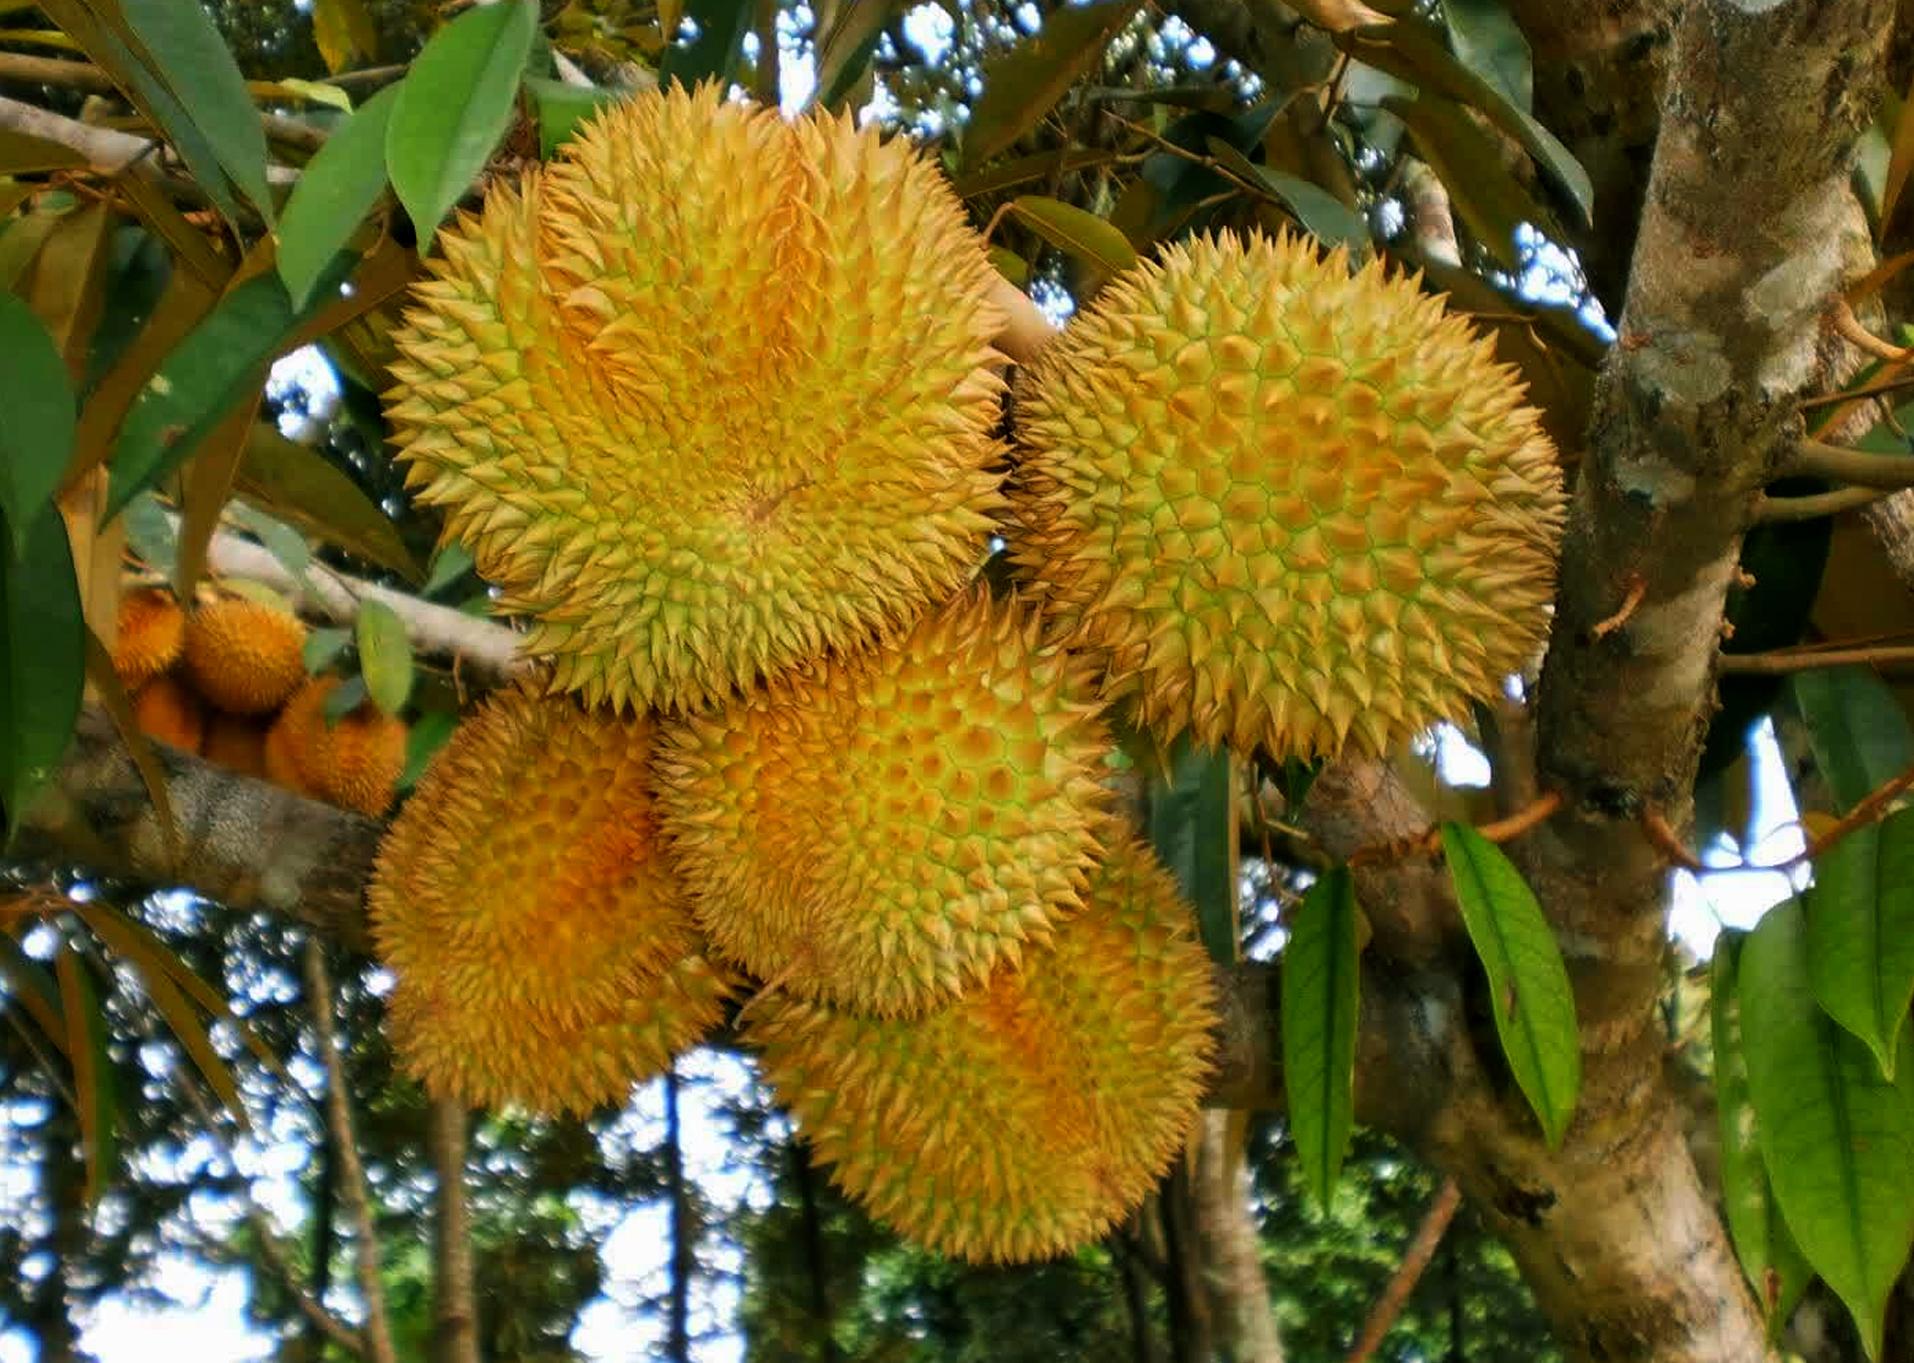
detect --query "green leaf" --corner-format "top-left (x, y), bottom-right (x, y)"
top-left (356, 599), bottom-right (413, 716)
top-left (963, 0), bottom-right (1144, 169)
top-left (54, 943), bottom-right (116, 1203)
top-left (0, 203), bottom-right (63, 291)
top-left (82, 628), bottom-right (180, 868)
top-left (1442, 0), bottom-right (1531, 113)
top-left (0, 292), bottom-right (76, 558)
top-left (1007, 195), bottom-right (1137, 275)
top-left (0, 505), bottom-right (83, 840)
top-left (1146, 732), bottom-right (1237, 965)
top-left (422, 540), bottom-right (475, 598)
top-left (1740, 900), bottom-right (1914, 1360)
top-left (659, 0), bottom-right (757, 90)
top-left (35, 0), bottom-right (245, 230)
top-left (1282, 865), bottom-right (1359, 1211)
top-left (399, 706), bottom-right (458, 792)
top-left (224, 500), bottom-right (315, 600)
top-left (304, 626), bottom-right (352, 675)
top-left (277, 83), bottom-right (400, 309)
top-left (234, 424), bottom-right (423, 583)
top-left (0, 127), bottom-right (85, 175)
top-left (988, 246), bottom-right (1029, 288)
top-left (522, 76), bottom-right (618, 159)
top-left (323, 673), bottom-right (370, 723)
top-left (104, 267), bottom-right (347, 521)
top-left (1790, 667), bottom-right (1914, 813)
top-left (386, 0), bottom-right (536, 247)
top-left (121, 491), bottom-right (178, 577)
top-left (1807, 807), bottom-right (1914, 1080)
top-left (1201, 140), bottom-right (1369, 250)
top-left (1337, 21), bottom-right (1592, 226)
top-left (121, 0), bottom-right (277, 226)
top-left (1713, 929), bottom-right (1815, 1336)
top-left (1440, 822), bottom-right (1581, 1147)
top-left (813, 0), bottom-right (896, 109)
top-left (1382, 95), bottom-right (1531, 269)
top-left (1280, 756), bottom-right (1323, 814)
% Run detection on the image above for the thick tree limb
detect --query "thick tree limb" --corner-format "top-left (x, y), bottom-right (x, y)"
top-left (428, 1098), bottom-right (481, 1363)
top-left (1781, 437), bottom-right (1914, 488)
top-left (198, 525), bottom-right (526, 685)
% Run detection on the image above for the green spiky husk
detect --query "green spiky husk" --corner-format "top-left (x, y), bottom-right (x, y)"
top-left (384, 85), bottom-right (1010, 714)
top-left (370, 681), bottom-right (731, 1112)
top-left (1012, 230), bottom-right (1567, 760)
top-left (656, 587), bottom-right (1111, 1019)
top-left (748, 834), bottom-right (1218, 1263)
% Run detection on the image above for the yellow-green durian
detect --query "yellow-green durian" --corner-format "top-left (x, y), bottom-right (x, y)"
top-left (748, 834), bottom-right (1218, 1264)
top-left (1013, 230), bottom-right (1567, 761)
top-left (384, 84), bottom-right (1010, 714)
top-left (655, 587), bottom-right (1111, 1019)
top-left (369, 680), bottom-right (730, 1113)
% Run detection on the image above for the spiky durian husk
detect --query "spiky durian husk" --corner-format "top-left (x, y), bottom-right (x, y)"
top-left (388, 950), bottom-right (734, 1115)
top-left (184, 595), bottom-right (308, 715)
top-left (749, 834), bottom-right (1217, 1263)
top-left (1013, 231), bottom-right (1567, 761)
top-left (268, 678), bottom-right (409, 817)
top-left (384, 85), bottom-right (1010, 715)
top-left (114, 588), bottom-right (185, 690)
top-left (133, 674), bottom-right (205, 753)
top-left (370, 681), bottom-right (730, 1112)
top-left (656, 588), bottom-right (1110, 1018)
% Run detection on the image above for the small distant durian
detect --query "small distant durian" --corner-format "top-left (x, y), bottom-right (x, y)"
top-left (184, 593), bottom-right (308, 715)
top-left (267, 677), bottom-right (407, 817)
top-left (132, 674), bottom-right (205, 753)
top-left (201, 711), bottom-right (270, 780)
top-left (113, 588), bottom-right (185, 690)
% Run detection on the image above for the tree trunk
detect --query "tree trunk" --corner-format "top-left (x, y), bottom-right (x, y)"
top-left (428, 1097), bottom-right (480, 1363)
top-left (791, 1136), bottom-right (841, 1362)
top-left (664, 1065), bottom-right (693, 1363)
top-left (1160, 1168), bottom-right (1213, 1363)
top-left (28, 1111), bottom-right (89, 1363)
top-left (1191, 1111), bottom-right (1283, 1363)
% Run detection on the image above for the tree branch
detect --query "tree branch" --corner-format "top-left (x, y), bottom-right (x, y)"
top-left (428, 1097), bottom-right (481, 1363)
top-left (196, 524), bottom-right (526, 685)
top-left (1343, 1178), bottom-right (1462, 1363)
top-left (0, 91), bottom-right (298, 185)
top-left (1753, 484), bottom-right (1898, 521)
top-left (1780, 437), bottom-right (1914, 488)
top-left (303, 941), bottom-right (399, 1363)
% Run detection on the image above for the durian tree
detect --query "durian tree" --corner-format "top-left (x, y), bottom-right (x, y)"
top-left (4, 0), bottom-right (1914, 1360)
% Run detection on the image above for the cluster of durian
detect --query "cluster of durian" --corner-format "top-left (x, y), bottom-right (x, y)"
top-left (366, 84), bottom-right (1567, 1265)
top-left (113, 584), bottom-right (408, 817)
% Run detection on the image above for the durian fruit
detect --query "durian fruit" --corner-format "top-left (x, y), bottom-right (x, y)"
top-left (132, 674), bottom-right (205, 753)
top-left (749, 834), bottom-right (1218, 1264)
top-left (369, 681), bottom-right (733, 1113)
top-left (201, 711), bottom-right (270, 779)
top-left (655, 588), bottom-right (1110, 1018)
top-left (113, 588), bottom-right (186, 690)
top-left (384, 84), bottom-right (1010, 715)
top-left (268, 678), bottom-right (409, 817)
top-left (1013, 231), bottom-right (1568, 761)
top-left (184, 593), bottom-right (309, 715)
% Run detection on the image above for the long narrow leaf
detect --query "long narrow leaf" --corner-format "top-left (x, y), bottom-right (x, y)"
top-left (1440, 822), bottom-right (1581, 1147)
top-left (1806, 808), bottom-right (1914, 1080)
top-left (1282, 865), bottom-right (1359, 1210)
top-left (0, 928), bottom-right (68, 1052)
top-left (81, 627), bottom-right (180, 866)
top-left (54, 941), bottom-right (117, 1203)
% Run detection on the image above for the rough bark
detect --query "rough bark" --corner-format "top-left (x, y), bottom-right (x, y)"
top-left (303, 943), bottom-right (399, 1363)
top-left (428, 1098), bottom-right (481, 1363)
top-left (1192, 1111), bottom-right (1285, 1363)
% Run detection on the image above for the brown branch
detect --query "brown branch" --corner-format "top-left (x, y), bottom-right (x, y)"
top-left (1829, 295), bottom-right (1914, 363)
top-left (170, 1053), bottom-right (367, 1358)
top-left (302, 941), bottom-right (399, 1363)
top-left (1342, 1178), bottom-right (1463, 1363)
top-left (0, 92), bottom-right (298, 185)
top-left (1589, 574), bottom-right (1646, 639)
top-left (428, 1097), bottom-right (481, 1363)
top-left (1752, 485), bottom-right (1898, 522)
top-left (1719, 644), bottom-right (1914, 674)
top-left (194, 522), bottom-right (526, 685)
top-left (1803, 761), bottom-right (1914, 860)
top-left (1348, 791), bottom-right (1564, 866)
top-left (1780, 437), bottom-right (1914, 489)
top-left (1639, 808), bottom-right (1702, 872)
